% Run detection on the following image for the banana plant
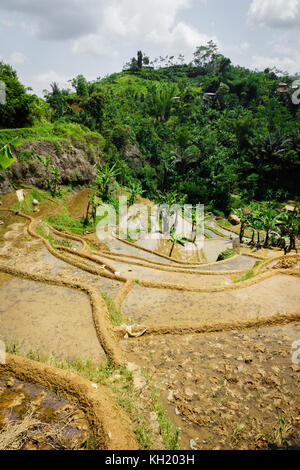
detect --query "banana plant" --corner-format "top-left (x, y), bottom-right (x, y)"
top-left (0, 138), bottom-right (21, 170)
top-left (276, 208), bottom-right (300, 253)
top-left (94, 163), bottom-right (121, 202)
top-left (127, 180), bottom-right (144, 206)
top-left (233, 207), bottom-right (251, 243)
top-left (260, 205), bottom-right (281, 247)
top-left (168, 230), bottom-right (185, 258)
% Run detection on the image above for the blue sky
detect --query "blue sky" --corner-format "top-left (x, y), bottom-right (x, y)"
top-left (0, 0), bottom-right (299, 96)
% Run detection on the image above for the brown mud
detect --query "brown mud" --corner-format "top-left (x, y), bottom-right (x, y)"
top-left (123, 323), bottom-right (300, 450)
top-left (0, 189), bottom-right (299, 450)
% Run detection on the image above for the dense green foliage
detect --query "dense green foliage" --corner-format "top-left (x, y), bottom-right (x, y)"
top-left (234, 202), bottom-right (299, 253)
top-left (1, 44), bottom-right (300, 214)
top-left (0, 62), bottom-right (50, 128)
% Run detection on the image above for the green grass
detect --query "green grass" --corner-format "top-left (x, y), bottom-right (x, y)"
top-left (217, 248), bottom-right (234, 261)
top-left (235, 269), bottom-right (255, 283)
top-left (205, 224), bottom-right (228, 238)
top-left (35, 221), bottom-right (72, 248)
top-left (217, 219), bottom-right (265, 240)
top-left (200, 248), bottom-right (207, 262)
top-left (86, 241), bottom-right (97, 251)
top-left (273, 413), bottom-right (293, 446)
top-left (0, 122), bottom-right (105, 150)
top-left (13, 189), bottom-right (43, 213)
top-left (5, 340), bottom-right (115, 383)
top-left (204, 232), bottom-right (213, 239)
top-left (45, 207), bottom-right (96, 235)
top-left (148, 378), bottom-right (180, 450)
top-left (102, 292), bottom-right (130, 326)
top-left (17, 149), bottom-right (35, 162)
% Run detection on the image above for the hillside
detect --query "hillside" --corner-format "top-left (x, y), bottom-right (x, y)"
top-left (1, 44), bottom-right (300, 213)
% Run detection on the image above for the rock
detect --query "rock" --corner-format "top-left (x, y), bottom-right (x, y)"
top-left (228, 214), bottom-right (240, 225)
top-left (32, 199), bottom-right (39, 206)
top-left (190, 439), bottom-right (198, 450)
top-left (5, 377), bottom-right (15, 387)
top-left (244, 356), bottom-right (253, 364)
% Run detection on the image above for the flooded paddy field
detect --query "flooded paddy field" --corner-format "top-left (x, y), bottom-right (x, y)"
top-left (0, 372), bottom-right (92, 450)
top-left (0, 275), bottom-right (105, 362)
top-left (121, 275), bottom-right (300, 326)
top-left (0, 189), bottom-right (299, 450)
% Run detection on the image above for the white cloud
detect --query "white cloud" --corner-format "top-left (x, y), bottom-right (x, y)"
top-left (72, 0), bottom-right (218, 59)
top-left (0, 17), bottom-right (15, 27)
top-left (251, 54), bottom-right (300, 74)
top-left (10, 51), bottom-right (27, 64)
top-left (36, 70), bottom-right (70, 91)
top-left (248, 0), bottom-right (300, 29)
top-left (0, 0), bottom-right (217, 59)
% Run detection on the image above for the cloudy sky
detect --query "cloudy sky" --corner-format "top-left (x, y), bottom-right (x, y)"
top-left (0, 0), bottom-right (299, 96)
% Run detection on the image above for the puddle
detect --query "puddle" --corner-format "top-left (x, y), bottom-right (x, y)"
top-left (66, 189), bottom-right (94, 219)
top-left (0, 373), bottom-right (91, 449)
top-left (0, 277), bottom-right (105, 362)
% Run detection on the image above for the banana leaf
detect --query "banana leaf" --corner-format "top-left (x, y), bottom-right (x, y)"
top-left (0, 138), bottom-right (20, 170)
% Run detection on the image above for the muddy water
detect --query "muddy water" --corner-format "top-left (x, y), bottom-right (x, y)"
top-left (0, 276), bottom-right (105, 362)
top-left (98, 255), bottom-right (232, 288)
top-left (122, 275), bottom-right (300, 326)
top-left (136, 238), bottom-right (203, 263)
top-left (123, 323), bottom-right (300, 450)
top-left (105, 237), bottom-right (179, 264)
top-left (199, 255), bottom-right (257, 272)
top-left (206, 219), bottom-right (234, 237)
top-left (0, 373), bottom-right (91, 450)
top-left (204, 228), bottom-right (220, 239)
